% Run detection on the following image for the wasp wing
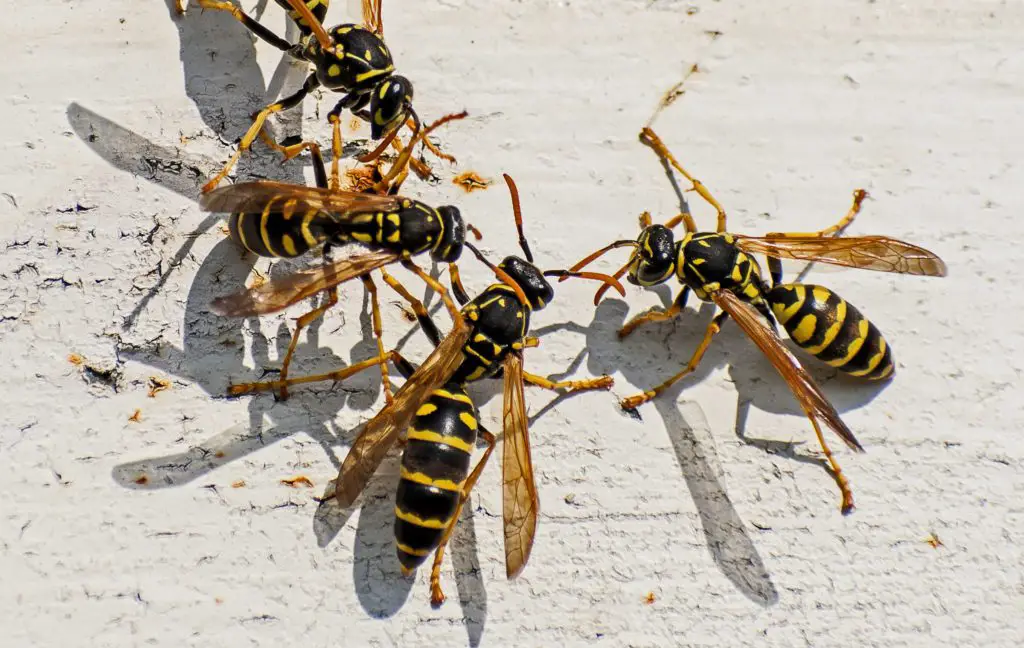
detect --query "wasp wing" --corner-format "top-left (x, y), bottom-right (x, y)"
top-left (199, 181), bottom-right (402, 218)
top-left (334, 318), bottom-right (471, 507)
top-left (712, 290), bottom-right (863, 452)
top-left (502, 351), bottom-right (539, 579)
top-left (734, 235), bottom-right (947, 277)
top-left (362, 0), bottom-right (384, 35)
top-left (210, 250), bottom-right (400, 317)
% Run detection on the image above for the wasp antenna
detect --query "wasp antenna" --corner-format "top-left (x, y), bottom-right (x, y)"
top-left (561, 240), bottom-right (638, 282)
top-left (542, 270), bottom-right (626, 297)
top-left (465, 242), bottom-right (529, 306)
top-left (375, 111), bottom-right (467, 192)
top-left (502, 174), bottom-right (533, 263)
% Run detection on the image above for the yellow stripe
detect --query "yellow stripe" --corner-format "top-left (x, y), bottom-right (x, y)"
top-left (233, 214), bottom-right (250, 251)
top-left (730, 264), bottom-right (743, 282)
top-left (387, 213), bottom-right (401, 226)
top-left (356, 65), bottom-right (393, 84)
top-left (400, 467), bottom-right (462, 492)
top-left (806, 300), bottom-right (846, 355)
top-left (259, 209), bottom-right (276, 256)
top-left (282, 198), bottom-right (297, 220)
top-left (394, 507), bottom-right (448, 529)
top-left (387, 231), bottom-right (400, 243)
top-left (848, 337), bottom-right (888, 377)
top-left (396, 542), bottom-right (432, 557)
top-left (352, 214), bottom-right (374, 224)
top-left (771, 285), bottom-right (805, 325)
top-left (874, 362), bottom-right (895, 380)
top-left (434, 388), bottom-right (473, 404)
top-left (416, 403), bottom-right (437, 416)
top-left (465, 345), bottom-right (492, 365)
top-left (406, 429), bottom-right (473, 453)
top-left (300, 212), bottom-right (319, 247)
top-left (351, 231), bottom-right (373, 243)
top-left (281, 234), bottom-right (298, 257)
top-left (459, 412), bottom-right (477, 431)
top-left (826, 318), bottom-right (869, 367)
top-left (790, 314), bottom-right (817, 344)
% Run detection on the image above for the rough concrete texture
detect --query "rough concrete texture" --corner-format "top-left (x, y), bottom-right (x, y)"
top-left (2, 0), bottom-right (1022, 646)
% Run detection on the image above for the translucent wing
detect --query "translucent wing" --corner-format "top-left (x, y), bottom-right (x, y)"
top-left (335, 318), bottom-right (471, 507)
top-left (210, 250), bottom-right (400, 317)
top-left (362, 0), bottom-right (384, 35)
top-left (199, 181), bottom-right (401, 218)
top-left (712, 290), bottom-right (863, 452)
top-left (734, 235), bottom-right (947, 277)
top-left (502, 352), bottom-right (538, 579)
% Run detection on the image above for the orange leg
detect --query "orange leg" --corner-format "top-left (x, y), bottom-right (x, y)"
top-left (429, 429), bottom-right (496, 606)
top-left (620, 311), bottom-right (726, 411)
top-left (640, 126), bottom-right (728, 232)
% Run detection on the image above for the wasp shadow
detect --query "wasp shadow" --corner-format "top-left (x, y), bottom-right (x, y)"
top-left (68, 1), bottom-right (468, 628)
top-left (533, 296), bottom-right (778, 605)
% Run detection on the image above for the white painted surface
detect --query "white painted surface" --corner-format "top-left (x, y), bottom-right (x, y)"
top-left (2, 1), bottom-right (1022, 646)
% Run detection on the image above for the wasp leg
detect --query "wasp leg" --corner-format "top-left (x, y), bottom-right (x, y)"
top-left (409, 117), bottom-right (457, 165)
top-left (379, 268), bottom-right (444, 346)
top-left (765, 189), bottom-right (868, 240)
top-left (275, 273), bottom-right (339, 400)
top-left (389, 135), bottom-right (431, 184)
top-left (765, 189), bottom-right (868, 287)
top-left (428, 428), bottom-right (497, 606)
top-left (523, 372), bottom-right (613, 392)
top-left (448, 263), bottom-right (471, 306)
top-left (662, 210), bottom-right (698, 234)
top-left (804, 413), bottom-right (856, 514)
top-left (618, 288), bottom-right (690, 339)
top-left (196, 1), bottom-right (294, 52)
top-left (229, 350), bottom-right (396, 396)
top-left (202, 74), bottom-right (320, 193)
top-left (620, 310), bottom-right (728, 411)
top-left (360, 274), bottom-right (394, 404)
top-left (639, 127), bottom-right (728, 232)
top-left (401, 260), bottom-right (463, 324)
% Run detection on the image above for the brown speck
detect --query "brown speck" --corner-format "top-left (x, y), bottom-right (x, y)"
top-left (924, 533), bottom-right (944, 549)
top-left (281, 476), bottom-right (314, 488)
top-left (214, 451), bottom-right (225, 459)
top-left (128, 409), bottom-right (142, 423)
top-left (453, 171), bottom-right (491, 193)
top-left (231, 480), bottom-right (246, 489)
top-left (134, 474), bottom-right (149, 485)
top-left (68, 353), bottom-right (84, 366)
top-left (147, 376), bottom-right (172, 398)
top-left (644, 592), bottom-right (656, 605)
top-left (219, 225), bottom-right (231, 236)
top-left (214, 597), bottom-right (224, 605)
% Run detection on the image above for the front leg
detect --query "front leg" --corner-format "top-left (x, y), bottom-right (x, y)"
top-left (618, 287), bottom-right (690, 339)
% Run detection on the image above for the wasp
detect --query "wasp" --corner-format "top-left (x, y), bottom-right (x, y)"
top-left (227, 174), bottom-right (624, 603)
top-left (196, 0), bottom-right (450, 193)
top-left (568, 127), bottom-right (947, 514)
top-left (199, 112), bottom-right (472, 401)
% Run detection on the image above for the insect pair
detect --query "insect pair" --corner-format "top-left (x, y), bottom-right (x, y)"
top-left (201, 163), bottom-right (624, 604)
top-left (568, 127), bottom-right (947, 514)
top-left (187, 0), bottom-right (452, 193)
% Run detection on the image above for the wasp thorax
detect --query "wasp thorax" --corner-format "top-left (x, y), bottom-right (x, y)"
top-left (371, 75), bottom-right (414, 139)
top-left (499, 256), bottom-right (553, 310)
top-left (431, 206), bottom-right (465, 263)
top-left (629, 224), bottom-right (676, 286)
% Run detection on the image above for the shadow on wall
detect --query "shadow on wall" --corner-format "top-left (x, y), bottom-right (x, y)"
top-left (68, 5), bottom-right (491, 643)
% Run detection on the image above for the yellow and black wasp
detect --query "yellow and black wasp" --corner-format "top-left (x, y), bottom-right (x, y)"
top-left (199, 112), bottom-right (473, 400)
top-left (568, 127), bottom-right (947, 514)
top-left (226, 175), bottom-right (623, 604)
top-left (195, 0), bottom-right (450, 193)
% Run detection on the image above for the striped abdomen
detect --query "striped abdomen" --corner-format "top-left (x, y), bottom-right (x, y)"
top-left (227, 208), bottom-right (333, 258)
top-left (767, 283), bottom-right (894, 380)
top-left (394, 384), bottom-right (478, 572)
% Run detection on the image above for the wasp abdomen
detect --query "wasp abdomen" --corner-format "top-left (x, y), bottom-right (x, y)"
top-left (227, 208), bottom-right (331, 258)
top-left (394, 384), bottom-right (478, 571)
top-left (767, 283), bottom-right (894, 380)
top-left (273, 0), bottom-right (328, 36)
